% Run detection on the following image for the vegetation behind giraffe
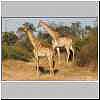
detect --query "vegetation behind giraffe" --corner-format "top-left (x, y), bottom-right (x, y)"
top-left (2, 22), bottom-right (98, 67)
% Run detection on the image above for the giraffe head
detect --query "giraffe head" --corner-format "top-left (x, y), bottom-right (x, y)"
top-left (17, 22), bottom-right (35, 33)
top-left (38, 19), bottom-right (49, 28)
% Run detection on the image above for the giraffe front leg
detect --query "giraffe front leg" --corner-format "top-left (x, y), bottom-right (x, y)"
top-left (65, 47), bottom-right (70, 63)
top-left (56, 47), bottom-right (60, 64)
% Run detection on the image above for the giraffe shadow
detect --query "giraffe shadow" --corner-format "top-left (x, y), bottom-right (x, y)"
top-left (39, 66), bottom-right (59, 75)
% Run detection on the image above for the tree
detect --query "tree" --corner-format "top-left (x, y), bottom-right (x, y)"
top-left (2, 31), bottom-right (18, 45)
top-left (37, 31), bottom-right (52, 44)
top-left (71, 21), bottom-right (81, 37)
top-left (17, 22), bottom-right (36, 52)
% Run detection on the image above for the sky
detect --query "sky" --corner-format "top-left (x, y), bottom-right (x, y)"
top-left (2, 17), bottom-right (97, 36)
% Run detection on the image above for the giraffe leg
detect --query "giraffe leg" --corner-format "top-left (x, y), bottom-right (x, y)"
top-left (65, 47), bottom-right (70, 63)
top-left (48, 56), bottom-right (54, 77)
top-left (67, 49), bottom-right (70, 63)
top-left (36, 55), bottom-right (39, 79)
top-left (70, 46), bottom-right (74, 62)
top-left (51, 56), bottom-right (54, 77)
top-left (32, 57), bottom-right (35, 70)
top-left (56, 47), bottom-right (60, 64)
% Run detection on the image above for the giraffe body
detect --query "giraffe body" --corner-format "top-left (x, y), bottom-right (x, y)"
top-left (18, 25), bottom-right (55, 78)
top-left (39, 20), bottom-right (74, 64)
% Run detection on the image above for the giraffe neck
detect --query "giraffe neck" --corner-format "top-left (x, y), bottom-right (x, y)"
top-left (40, 22), bottom-right (60, 40)
top-left (26, 30), bottom-right (37, 48)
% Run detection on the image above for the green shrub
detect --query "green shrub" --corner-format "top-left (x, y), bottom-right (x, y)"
top-left (75, 30), bottom-right (98, 66)
top-left (2, 42), bottom-right (33, 62)
top-left (2, 43), bottom-right (9, 59)
top-left (2, 32), bottom-right (18, 45)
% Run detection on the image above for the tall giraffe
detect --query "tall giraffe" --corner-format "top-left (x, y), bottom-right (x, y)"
top-left (17, 23), bottom-right (55, 78)
top-left (39, 20), bottom-right (74, 64)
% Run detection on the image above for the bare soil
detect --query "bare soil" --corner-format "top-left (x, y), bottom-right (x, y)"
top-left (2, 57), bottom-right (98, 81)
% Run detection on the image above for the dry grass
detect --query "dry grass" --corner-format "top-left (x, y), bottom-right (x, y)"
top-left (2, 54), bottom-right (98, 81)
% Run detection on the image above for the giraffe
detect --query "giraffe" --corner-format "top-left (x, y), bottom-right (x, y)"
top-left (39, 20), bottom-right (74, 64)
top-left (17, 23), bottom-right (55, 78)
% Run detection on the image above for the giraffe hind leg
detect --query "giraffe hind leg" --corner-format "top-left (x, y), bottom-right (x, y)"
top-left (35, 55), bottom-right (39, 79)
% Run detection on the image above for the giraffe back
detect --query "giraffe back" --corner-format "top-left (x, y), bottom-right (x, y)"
top-left (53, 37), bottom-right (73, 48)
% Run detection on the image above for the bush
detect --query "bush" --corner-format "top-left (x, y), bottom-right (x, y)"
top-left (2, 30), bottom-right (35, 61)
top-left (2, 42), bottom-right (33, 62)
top-left (9, 46), bottom-right (32, 62)
top-left (2, 43), bottom-right (9, 59)
top-left (75, 30), bottom-right (98, 66)
top-left (2, 32), bottom-right (18, 45)
top-left (78, 44), bottom-right (97, 66)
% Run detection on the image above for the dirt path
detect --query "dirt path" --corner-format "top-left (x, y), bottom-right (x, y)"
top-left (2, 59), bottom-right (97, 81)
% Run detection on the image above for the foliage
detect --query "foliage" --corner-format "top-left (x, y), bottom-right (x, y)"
top-left (2, 43), bottom-right (9, 59)
top-left (37, 31), bottom-right (52, 44)
top-left (70, 22), bottom-right (81, 36)
top-left (74, 28), bottom-right (98, 66)
top-left (2, 31), bottom-right (18, 45)
top-left (2, 31), bottom-right (34, 61)
top-left (2, 21), bottom-right (98, 67)
top-left (2, 41), bottom-right (33, 61)
top-left (2, 31), bottom-right (18, 60)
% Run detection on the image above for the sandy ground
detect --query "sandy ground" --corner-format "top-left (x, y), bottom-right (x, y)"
top-left (2, 56), bottom-right (98, 81)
